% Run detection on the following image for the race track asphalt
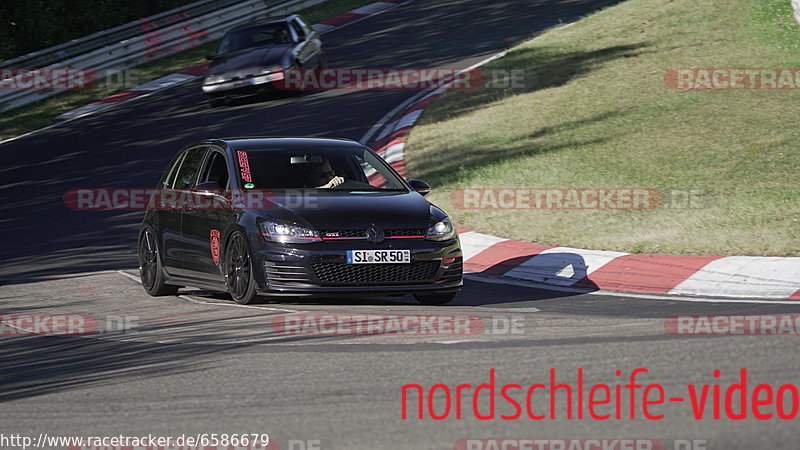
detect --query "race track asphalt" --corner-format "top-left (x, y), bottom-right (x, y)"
top-left (2, 1), bottom-right (799, 449)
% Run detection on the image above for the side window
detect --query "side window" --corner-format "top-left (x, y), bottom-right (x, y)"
top-left (289, 21), bottom-right (305, 42)
top-left (172, 147), bottom-right (207, 190)
top-left (199, 151), bottom-right (230, 188)
top-left (162, 152), bottom-right (185, 188)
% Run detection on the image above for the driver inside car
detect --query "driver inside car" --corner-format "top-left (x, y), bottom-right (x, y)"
top-left (309, 158), bottom-right (345, 188)
top-left (274, 28), bottom-right (291, 44)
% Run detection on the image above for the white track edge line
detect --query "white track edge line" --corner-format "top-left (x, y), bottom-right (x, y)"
top-left (464, 273), bottom-right (800, 305)
top-left (318, 0), bottom-right (415, 35)
top-left (359, 49), bottom-right (509, 145)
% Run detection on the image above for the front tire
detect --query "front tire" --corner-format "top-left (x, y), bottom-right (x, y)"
top-left (414, 291), bottom-right (457, 306)
top-left (289, 64), bottom-right (306, 95)
top-left (224, 232), bottom-right (259, 304)
top-left (138, 229), bottom-right (179, 296)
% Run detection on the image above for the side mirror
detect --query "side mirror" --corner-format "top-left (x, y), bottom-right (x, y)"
top-left (408, 179), bottom-right (431, 196)
top-left (205, 54), bottom-right (217, 61)
top-left (193, 181), bottom-right (221, 193)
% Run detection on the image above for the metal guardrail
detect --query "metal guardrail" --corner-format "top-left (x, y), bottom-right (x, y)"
top-left (0, 0), bottom-right (326, 114)
top-left (0, 0), bottom-right (244, 69)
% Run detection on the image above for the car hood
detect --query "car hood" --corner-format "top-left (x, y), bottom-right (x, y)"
top-left (253, 191), bottom-right (438, 231)
top-left (208, 44), bottom-right (291, 77)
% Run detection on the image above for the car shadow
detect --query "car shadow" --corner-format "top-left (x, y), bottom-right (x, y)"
top-left (220, 88), bottom-right (304, 107)
top-left (179, 250), bottom-right (600, 308)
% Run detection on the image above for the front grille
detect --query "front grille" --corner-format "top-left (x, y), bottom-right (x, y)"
top-left (386, 228), bottom-right (427, 237)
top-left (320, 228), bottom-right (427, 239)
top-left (264, 261), bottom-right (312, 286)
top-left (311, 261), bottom-right (441, 286)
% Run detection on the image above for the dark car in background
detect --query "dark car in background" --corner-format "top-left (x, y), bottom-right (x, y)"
top-left (138, 137), bottom-right (463, 305)
top-left (202, 15), bottom-right (325, 106)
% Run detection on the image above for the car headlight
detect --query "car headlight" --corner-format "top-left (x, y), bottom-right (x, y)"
top-left (261, 220), bottom-right (321, 243)
top-left (426, 217), bottom-right (457, 241)
top-left (204, 75), bottom-right (225, 85)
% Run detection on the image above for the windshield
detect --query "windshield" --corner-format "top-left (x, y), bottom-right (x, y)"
top-left (218, 23), bottom-right (292, 54)
top-left (233, 146), bottom-right (408, 191)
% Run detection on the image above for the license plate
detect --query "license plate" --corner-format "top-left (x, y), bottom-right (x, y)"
top-left (253, 73), bottom-right (285, 84)
top-left (346, 250), bottom-right (411, 264)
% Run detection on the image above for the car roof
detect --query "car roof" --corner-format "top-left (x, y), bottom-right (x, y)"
top-left (208, 137), bottom-right (364, 150)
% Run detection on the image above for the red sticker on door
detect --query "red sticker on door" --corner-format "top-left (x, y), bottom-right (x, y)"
top-left (210, 229), bottom-right (221, 265)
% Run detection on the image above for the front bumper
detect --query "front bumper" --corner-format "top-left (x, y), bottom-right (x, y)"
top-left (250, 237), bottom-right (463, 297)
top-left (202, 73), bottom-right (285, 97)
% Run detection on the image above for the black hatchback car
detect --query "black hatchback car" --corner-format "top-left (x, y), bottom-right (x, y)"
top-left (138, 137), bottom-right (463, 305)
top-left (202, 15), bottom-right (325, 106)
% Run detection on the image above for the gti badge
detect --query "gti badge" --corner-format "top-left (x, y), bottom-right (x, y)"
top-left (366, 225), bottom-right (385, 244)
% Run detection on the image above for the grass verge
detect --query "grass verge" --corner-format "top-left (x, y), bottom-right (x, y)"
top-left (0, 0), bottom-right (377, 141)
top-left (405, 0), bottom-right (800, 256)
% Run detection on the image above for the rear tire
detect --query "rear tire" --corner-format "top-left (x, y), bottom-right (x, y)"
top-left (414, 291), bottom-right (457, 306)
top-left (138, 229), bottom-right (179, 296)
top-left (224, 232), bottom-right (259, 304)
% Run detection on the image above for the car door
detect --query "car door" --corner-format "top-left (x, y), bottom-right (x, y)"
top-left (167, 145), bottom-right (208, 276)
top-left (288, 18), bottom-right (318, 67)
top-left (156, 150), bottom-right (187, 274)
top-left (180, 147), bottom-right (232, 281)
top-left (295, 17), bottom-right (323, 67)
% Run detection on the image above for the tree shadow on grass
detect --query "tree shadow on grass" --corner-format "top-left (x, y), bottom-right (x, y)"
top-left (400, 45), bottom-right (652, 287)
top-left (409, 43), bottom-right (648, 184)
top-left (417, 134), bottom-right (612, 186)
top-left (427, 42), bottom-right (648, 122)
